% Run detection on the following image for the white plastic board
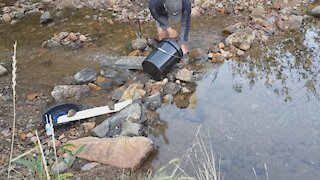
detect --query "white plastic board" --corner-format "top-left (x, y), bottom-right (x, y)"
top-left (57, 99), bottom-right (133, 124)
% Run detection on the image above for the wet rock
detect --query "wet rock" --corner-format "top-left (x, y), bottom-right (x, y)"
top-left (74, 68), bottom-right (97, 84)
top-left (189, 48), bottom-right (206, 61)
top-left (120, 121), bottom-right (141, 136)
top-left (175, 68), bottom-right (195, 82)
top-left (113, 56), bottom-right (145, 70)
top-left (63, 41), bottom-right (82, 50)
top-left (97, 80), bottom-right (113, 91)
top-left (132, 38), bottom-right (148, 51)
top-left (189, 92), bottom-right (197, 109)
top-left (112, 88), bottom-right (124, 101)
top-left (51, 154), bottom-right (76, 174)
top-left (311, 6), bottom-right (320, 18)
top-left (113, 74), bottom-right (129, 86)
top-left (0, 65), bottom-right (8, 76)
top-left (225, 31), bottom-right (255, 51)
top-left (66, 136), bottom-right (153, 169)
top-left (163, 82), bottom-right (180, 95)
top-left (51, 85), bottom-right (90, 102)
top-left (100, 66), bottom-right (119, 78)
top-left (45, 39), bottom-right (61, 48)
top-left (81, 162), bottom-right (99, 171)
top-left (143, 92), bottom-right (161, 110)
top-left (92, 103), bottom-right (141, 137)
top-left (40, 11), bottom-right (53, 24)
top-left (174, 94), bottom-right (189, 109)
top-left (181, 87), bottom-right (191, 93)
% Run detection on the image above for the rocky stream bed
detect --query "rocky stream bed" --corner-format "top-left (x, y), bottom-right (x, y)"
top-left (1, 0), bottom-right (320, 179)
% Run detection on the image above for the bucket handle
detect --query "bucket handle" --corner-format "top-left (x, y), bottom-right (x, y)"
top-left (148, 41), bottom-right (181, 59)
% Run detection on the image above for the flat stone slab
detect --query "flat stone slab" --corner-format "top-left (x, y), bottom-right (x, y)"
top-left (113, 56), bottom-right (146, 70)
top-left (67, 136), bottom-right (153, 169)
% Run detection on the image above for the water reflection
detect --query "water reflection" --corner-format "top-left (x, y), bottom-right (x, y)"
top-left (229, 25), bottom-right (320, 102)
top-left (155, 24), bottom-right (320, 179)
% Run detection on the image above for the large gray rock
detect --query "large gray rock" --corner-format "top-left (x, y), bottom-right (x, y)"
top-left (46, 39), bottom-right (61, 48)
top-left (120, 121), bottom-right (141, 136)
top-left (100, 66), bottom-right (119, 78)
top-left (92, 103), bottom-right (142, 137)
top-left (132, 38), bottom-right (148, 51)
top-left (163, 82), bottom-right (180, 95)
top-left (66, 136), bottom-right (153, 169)
top-left (143, 92), bottom-right (161, 110)
top-left (311, 6), bottom-right (320, 18)
top-left (51, 85), bottom-right (90, 102)
top-left (113, 56), bottom-right (145, 70)
top-left (74, 68), bottom-right (97, 84)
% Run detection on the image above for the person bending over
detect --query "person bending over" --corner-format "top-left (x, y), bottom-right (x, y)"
top-left (149, 0), bottom-right (191, 56)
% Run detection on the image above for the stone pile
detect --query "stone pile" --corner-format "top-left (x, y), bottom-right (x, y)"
top-left (41, 32), bottom-right (92, 49)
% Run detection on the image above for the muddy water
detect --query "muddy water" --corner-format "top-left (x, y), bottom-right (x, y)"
top-left (1, 6), bottom-right (320, 180)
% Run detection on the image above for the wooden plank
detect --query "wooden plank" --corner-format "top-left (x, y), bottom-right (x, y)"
top-left (57, 99), bottom-right (133, 124)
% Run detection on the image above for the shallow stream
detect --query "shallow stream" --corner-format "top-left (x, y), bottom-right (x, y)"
top-left (1, 6), bottom-right (320, 180)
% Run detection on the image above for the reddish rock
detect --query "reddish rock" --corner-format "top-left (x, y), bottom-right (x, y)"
top-left (88, 83), bottom-right (102, 91)
top-left (67, 136), bottom-right (153, 169)
top-left (128, 50), bottom-right (142, 56)
top-left (95, 76), bottom-right (106, 83)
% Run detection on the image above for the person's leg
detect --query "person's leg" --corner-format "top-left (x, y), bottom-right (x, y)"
top-left (155, 16), bottom-right (169, 40)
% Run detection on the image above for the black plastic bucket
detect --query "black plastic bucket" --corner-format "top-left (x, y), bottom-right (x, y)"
top-left (142, 38), bottom-right (183, 80)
